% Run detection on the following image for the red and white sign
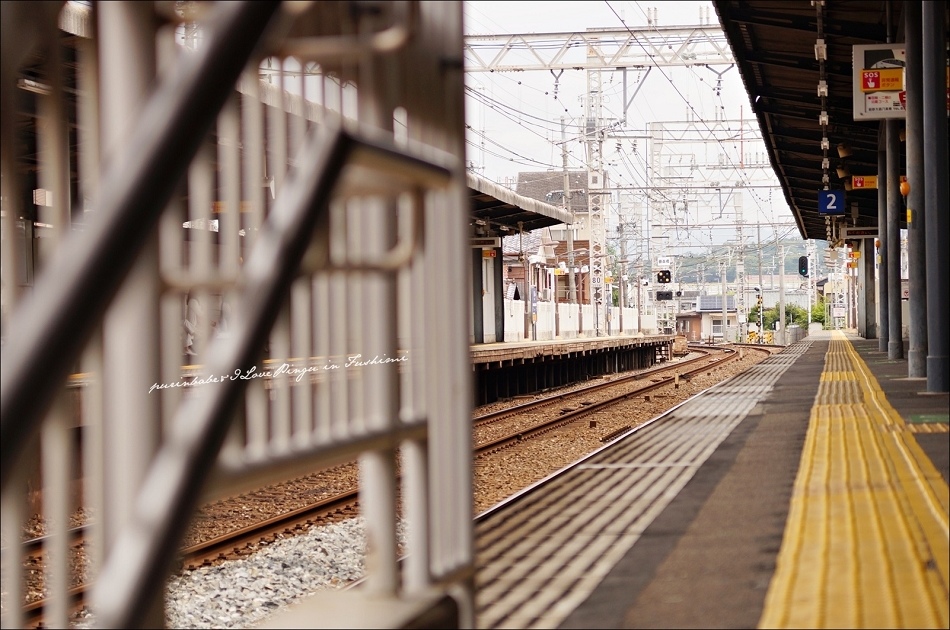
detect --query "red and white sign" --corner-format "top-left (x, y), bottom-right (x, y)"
top-left (851, 175), bottom-right (878, 189)
top-left (861, 70), bottom-right (880, 91)
top-left (853, 44), bottom-right (907, 120)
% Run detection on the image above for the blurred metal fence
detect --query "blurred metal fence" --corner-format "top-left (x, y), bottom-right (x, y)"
top-left (1, 2), bottom-right (473, 627)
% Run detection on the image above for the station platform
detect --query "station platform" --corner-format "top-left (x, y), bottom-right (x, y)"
top-left (470, 334), bottom-right (675, 365)
top-left (470, 334), bottom-right (675, 407)
top-left (473, 329), bottom-right (949, 629)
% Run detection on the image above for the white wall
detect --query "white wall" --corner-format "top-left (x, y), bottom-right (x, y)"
top-left (639, 311), bottom-right (658, 335)
top-left (557, 303), bottom-right (579, 339)
top-left (503, 298), bottom-right (525, 342)
top-left (480, 256), bottom-right (496, 343)
top-left (502, 301), bottom-right (650, 340)
top-left (535, 301), bottom-right (556, 340)
top-left (620, 307), bottom-right (637, 335)
top-left (580, 304), bottom-right (595, 337)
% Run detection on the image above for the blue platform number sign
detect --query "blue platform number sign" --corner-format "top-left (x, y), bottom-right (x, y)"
top-left (818, 189), bottom-right (846, 215)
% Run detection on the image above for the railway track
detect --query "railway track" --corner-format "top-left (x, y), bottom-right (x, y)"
top-left (473, 347), bottom-right (732, 428)
top-left (473, 345), bottom-right (756, 456)
top-left (17, 343), bottom-right (773, 627)
top-left (16, 492), bottom-right (364, 628)
top-left (473, 345), bottom-right (720, 427)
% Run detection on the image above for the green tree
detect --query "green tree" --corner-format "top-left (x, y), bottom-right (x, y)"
top-left (811, 294), bottom-right (826, 326)
top-left (762, 305), bottom-right (779, 331)
top-left (784, 303), bottom-right (809, 328)
top-left (755, 302), bottom-right (810, 332)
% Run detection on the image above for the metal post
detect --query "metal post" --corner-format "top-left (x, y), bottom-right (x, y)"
top-left (637, 273), bottom-right (642, 333)
top-left (815, 247), bottom-right (820, 330)
top-left (904, 1), bottom-right (927, 378)
top-left (880, 2), bottom-right (896, 353)
top-left (858, 236), bottom-right (875, 337)
top-left (98, 4), bottom-right (162, 625)
top-left (524, 253), bottom-right (531, 339)
top-left (531, 265), bottom-right (538, 340)
top-left (757, 223), bottom-right (764, 298)
top-left (779, 244), bottom-right (786, 345)
top-left (923, 0), bottom-right (949, 392)
top-left (877, 139), bottom-right (888, 350)
top-left (758, 293), bottom-right (764, 343)
top-left (886, 118), bottom-right (903, 359)
top-left (720, 260), bottom-right (727, 343)
top-left (618, 267), bottom-right (624, 334)
top-left (562, 118), bottom-right (576, 304)
top-left (619, 226), bottom-right (628, 335)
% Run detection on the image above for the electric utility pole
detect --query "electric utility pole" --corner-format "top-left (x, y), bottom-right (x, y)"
top-left (562, 117), bottom-right (576, 303)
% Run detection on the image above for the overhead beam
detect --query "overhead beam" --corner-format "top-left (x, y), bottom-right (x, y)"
top-left (464, 25), bottom-right (733, 72)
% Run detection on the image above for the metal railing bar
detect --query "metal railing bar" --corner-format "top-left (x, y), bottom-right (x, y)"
top-left (90, 118), bottom-right (461, 627)
top-left (0, 1), bottom-right (282, 492)
top-left (205, 421), bottom-right (429, 504)
top-left (88, 122), bottom-right (352, 628)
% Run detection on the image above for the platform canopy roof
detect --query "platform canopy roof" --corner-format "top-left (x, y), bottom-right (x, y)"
top-left (713, 1), bottom-right (910, 242)
top-left (467, 172), bottom-right (572, 236)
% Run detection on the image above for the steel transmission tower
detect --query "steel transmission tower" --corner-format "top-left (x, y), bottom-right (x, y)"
top-left (585, 55), bottom-right (608, 333)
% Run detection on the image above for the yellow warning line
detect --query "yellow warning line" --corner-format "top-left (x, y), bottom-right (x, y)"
top-left (759, 331), bottom-right (949, 629)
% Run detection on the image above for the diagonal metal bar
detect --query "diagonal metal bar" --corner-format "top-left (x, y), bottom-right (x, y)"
top-left (88, 123), bottom-right (350, 628)
top-left (0, 1), bottom-right (282, 491)
top-left (89, 120), bottom-right (454, 628)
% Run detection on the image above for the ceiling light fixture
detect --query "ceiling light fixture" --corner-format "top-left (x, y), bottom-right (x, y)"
top-left (17, 78), bottom-right (51, 95)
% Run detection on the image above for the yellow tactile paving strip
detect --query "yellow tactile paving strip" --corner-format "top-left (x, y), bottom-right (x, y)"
top-left (907, 422), bottom-right (950, 434)
top-left (759, 331), bottom-right (949, 629)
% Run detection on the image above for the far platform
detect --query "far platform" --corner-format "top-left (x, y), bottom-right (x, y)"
top-left (470, 334), bottom-right (675, 366)
top-left (469, 334), bottom-right (676, 405)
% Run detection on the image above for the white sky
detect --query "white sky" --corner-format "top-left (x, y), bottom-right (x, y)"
top-left (462, 1), bottom-right (750, 179)
top-left (462, 1), bottom-right (800, 256)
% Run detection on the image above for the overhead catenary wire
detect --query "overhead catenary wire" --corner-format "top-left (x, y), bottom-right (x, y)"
top-left (463, 0), bottom-right (801, 276)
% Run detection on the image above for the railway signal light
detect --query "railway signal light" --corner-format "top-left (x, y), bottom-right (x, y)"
top-left (798, 255), bottom-right (809, 277)
top-left (657, 269), bottom-right (672, 283)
